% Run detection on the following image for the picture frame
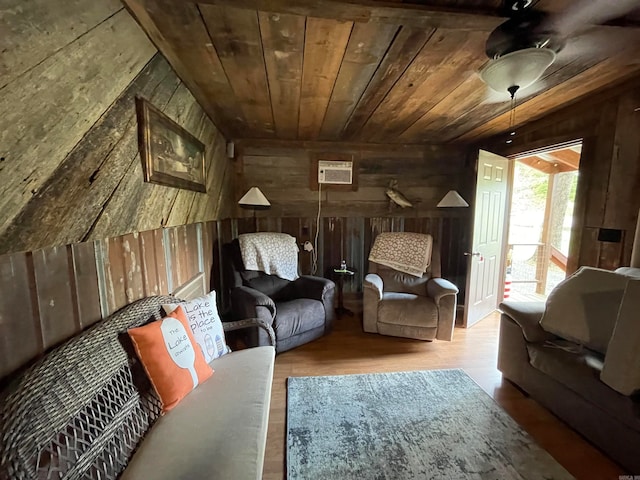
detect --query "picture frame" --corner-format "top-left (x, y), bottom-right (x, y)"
top-left (136, 97), bottom-right (206, 193)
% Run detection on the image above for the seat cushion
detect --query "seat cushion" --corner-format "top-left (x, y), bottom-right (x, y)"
top-left (527, 343), bottom-right (640, 430)
top-left (121, 346), bottom-right (275, 480)
top-left (377, 293), bottom-right (438, 340)
top-left (274, 299), bottom-right (325, 338)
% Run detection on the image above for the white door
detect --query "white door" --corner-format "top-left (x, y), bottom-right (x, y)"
top-left (464, 150), bottom-right (510, 327)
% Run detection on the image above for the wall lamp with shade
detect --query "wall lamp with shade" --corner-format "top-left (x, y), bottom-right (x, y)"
top-left (238, 186), bottom-right (270, 230)
top-left (437, 190), bottom-right (469, 208)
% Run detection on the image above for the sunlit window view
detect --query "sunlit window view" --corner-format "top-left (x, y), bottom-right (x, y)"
top-left (506, 144), bottom-right (581, 300)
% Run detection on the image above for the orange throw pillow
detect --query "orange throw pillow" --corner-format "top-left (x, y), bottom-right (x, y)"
top-left (128, 306), bottom-right (213, 413)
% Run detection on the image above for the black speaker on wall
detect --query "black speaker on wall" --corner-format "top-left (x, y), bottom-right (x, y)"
top-left (597, 228), bottom-right (622, 243)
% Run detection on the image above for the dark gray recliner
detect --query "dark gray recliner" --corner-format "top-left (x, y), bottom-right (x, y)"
top-left (223, 239), bottom-right (336, 353)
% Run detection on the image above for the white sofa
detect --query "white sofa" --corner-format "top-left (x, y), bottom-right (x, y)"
top-left (0, 295), bottom-right (275, 480)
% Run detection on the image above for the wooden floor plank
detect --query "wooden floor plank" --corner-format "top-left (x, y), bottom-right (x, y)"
top-left (262, 309), bottom-right (624, 479)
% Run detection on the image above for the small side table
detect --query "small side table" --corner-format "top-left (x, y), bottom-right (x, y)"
top-left (332, 267), bottom-right (356, 316)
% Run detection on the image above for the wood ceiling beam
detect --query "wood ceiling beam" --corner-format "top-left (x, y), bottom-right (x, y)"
top-left (540, 149), bottom-right (581, 169)
top-left (517, 156), bottom-right (570, 175)
top-left (189, 0), bottom-right (506, 32)
top-left (234, 138), bottom-right (447, 153)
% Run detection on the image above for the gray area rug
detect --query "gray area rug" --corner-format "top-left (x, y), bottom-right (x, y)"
top-left (287, 369), bottom-right (573, 479)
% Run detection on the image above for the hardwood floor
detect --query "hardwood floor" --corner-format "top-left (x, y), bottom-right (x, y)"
top-left (262, 310), bottom-right (624, 480)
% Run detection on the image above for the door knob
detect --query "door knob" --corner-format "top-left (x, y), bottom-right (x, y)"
top-left (464, 252), bottom-right (481, 256)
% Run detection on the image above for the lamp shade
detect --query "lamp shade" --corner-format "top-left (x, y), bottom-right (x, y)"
top-left (480, 48), bottom-right (556, 93)
top-left (238, 187), bottom-right (271, 209)
top-left (437, 190), bottom-right (469, 208)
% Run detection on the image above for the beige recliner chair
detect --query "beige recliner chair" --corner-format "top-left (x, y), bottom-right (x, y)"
top-left (363, 232), bottom-right (459, 341)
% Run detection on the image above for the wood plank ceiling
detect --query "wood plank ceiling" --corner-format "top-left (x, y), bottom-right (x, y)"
top-left (123, 0), bottom-right (640, 145)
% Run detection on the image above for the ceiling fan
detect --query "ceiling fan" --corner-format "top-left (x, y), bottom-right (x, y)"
top-left (479, 0), bottom-right (640, 98)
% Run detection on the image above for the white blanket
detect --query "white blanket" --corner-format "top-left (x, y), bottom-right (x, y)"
top-left (238, 233), bottom-right (299, 281)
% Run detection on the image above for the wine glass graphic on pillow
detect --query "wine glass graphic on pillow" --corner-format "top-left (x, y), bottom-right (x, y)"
top-left (160, 316), bottom-right (198, 390)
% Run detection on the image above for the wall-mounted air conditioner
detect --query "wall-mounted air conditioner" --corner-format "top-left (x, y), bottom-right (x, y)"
top-left (318, 160), bottom-right (353, 185)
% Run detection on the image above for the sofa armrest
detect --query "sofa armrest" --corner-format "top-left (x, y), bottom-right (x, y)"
top-left (364, 274), bottom-right (383, 300)
top-left (363, 274), bottom-right (383, 334)
top-left (230, 286), bottom-right (276, 321)
top-left (426, 277), bottom-right (458, 303)
top-left (427, 278), bottom-right (458, 341)
top-left (294, 275), bottom-right (335, 301)
top-left (499, 301), bottom-right (554, 343)
top-left (223, 318), bottom-right (276, 347)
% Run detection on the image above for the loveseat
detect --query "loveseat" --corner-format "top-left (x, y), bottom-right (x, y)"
top-left (498, 267), bottom-right (640, 473)
top-left (0, 295), bottom-right (276, 480)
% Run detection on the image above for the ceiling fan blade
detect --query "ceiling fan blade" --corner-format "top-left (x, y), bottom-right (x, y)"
top-left (549, 0), bottom-right (640, 36)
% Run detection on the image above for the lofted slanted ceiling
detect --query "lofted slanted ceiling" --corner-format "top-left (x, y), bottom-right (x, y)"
top-left (123, 0), bottom-right (640, 145)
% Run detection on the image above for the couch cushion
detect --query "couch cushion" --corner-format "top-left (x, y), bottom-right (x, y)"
top-left (121, 346), bottom-right (275, 480)
top-left (527, 343), bottom-right (640, 430)
top-left (127, 306), bottom-right (214, 413)
top-left (540, 266), bottom-right (628, 354)
top-left (274, 299), bottom-right (325, 338)
top-left (602, 279), bottom-right (640, 395)
top-left (378, 293), bottom-right (438, 328)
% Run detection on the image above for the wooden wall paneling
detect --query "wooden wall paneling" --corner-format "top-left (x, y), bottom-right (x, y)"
top-left (167, 225), bottom-right (190, 290)
top-left (123, 0), bottom-right (243, 136)
top-left (361, 30), bottom-right (487, 142)
top-left (187, 129), bottom-right (226, 222)
top-left (345, 217), bottom-right (365, 292)
top-left (87, 83), bottom-right (197, 239)
top-left (257, 217), bottom-right (281, 233)
top-left (216, 219), bottom-right (235, 308)
top-left (236, 217), bottom-right (255, 235)
top-left (322, 218), bottom-right (341, 277)
top-left (584, 101), bottom-right (619, 229)
top-left (0, 252), bottom-right (42, 380)
top-left (32, 246), bottom-right (78, 350)
top-left (606, 90), bottom-right (640, 265)
top-left (566, 136), bottom-right (596, 275)
top-left (201, 221), bottom-right (216, 291)
top-left (70, 242), bottom-right (102, 329)
top-left (101, 237), bottom-right (130, 315)
top-left (0, 10), bottom-right (155, 244)
top-left (300, 218), bottom-right (316, 276)
top-left (299, 17), bottom-right (353, 139)
top-left (186, 223), bottom-right (202, 280)
top-left (166, 76), bottom-right (205, 227)
top-left (154, 228), bottom-right (170, 295)
top-left (343, 26), bottom-right (433, 140)
top-left (200, 5), bottom-right (274, 136)
top-left (259, 11), bottom-right (305, 139)
top-left (0, 55), bottom-right (178, 254)
top-left (0, 0), bottom-right (123, 89)
top-left (139, 230), bottom-right (162, 296)
top-left (319, 22), bottom-right (397, 140)
top-left (120, 232), bottom-right (145, 304)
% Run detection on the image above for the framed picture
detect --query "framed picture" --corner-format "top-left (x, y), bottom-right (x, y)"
top-left (136, 97), bottom-right (206, 193)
